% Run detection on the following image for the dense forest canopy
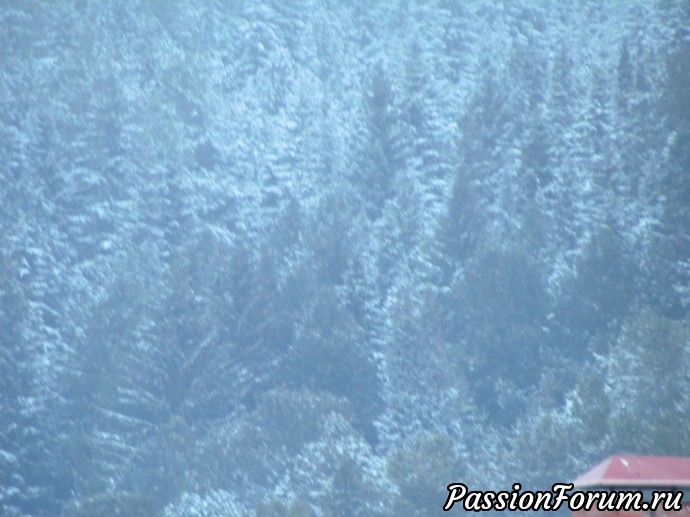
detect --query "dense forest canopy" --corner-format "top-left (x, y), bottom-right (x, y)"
top-left (1, 1), bottom-right (689, 516)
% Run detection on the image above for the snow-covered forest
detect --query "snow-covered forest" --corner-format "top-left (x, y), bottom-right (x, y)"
top-left (1, 1), bottom-right (689, 516)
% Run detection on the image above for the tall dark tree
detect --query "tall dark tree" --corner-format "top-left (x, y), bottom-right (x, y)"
top-left (448, 246), bottom-right (548, 426)
top-left (358, 61), bottom-right (411, 218)
top-left (655, 37), bottom-right (690, 317)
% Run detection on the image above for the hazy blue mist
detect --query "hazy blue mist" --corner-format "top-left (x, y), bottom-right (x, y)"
top-left (1, 1), bottom-right (689, 516)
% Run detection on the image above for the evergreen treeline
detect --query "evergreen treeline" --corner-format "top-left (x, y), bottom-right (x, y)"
top-left (1, 1), bottom-right (689, 516)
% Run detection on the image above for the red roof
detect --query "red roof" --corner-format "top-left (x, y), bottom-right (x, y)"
top-left (574, 455), bottom-right (690, 488)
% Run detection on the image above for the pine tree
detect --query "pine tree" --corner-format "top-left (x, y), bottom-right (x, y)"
top-left (607, 309), bottom-right (690, 454)
top-left (655, 37), bottom-right (690, 316)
